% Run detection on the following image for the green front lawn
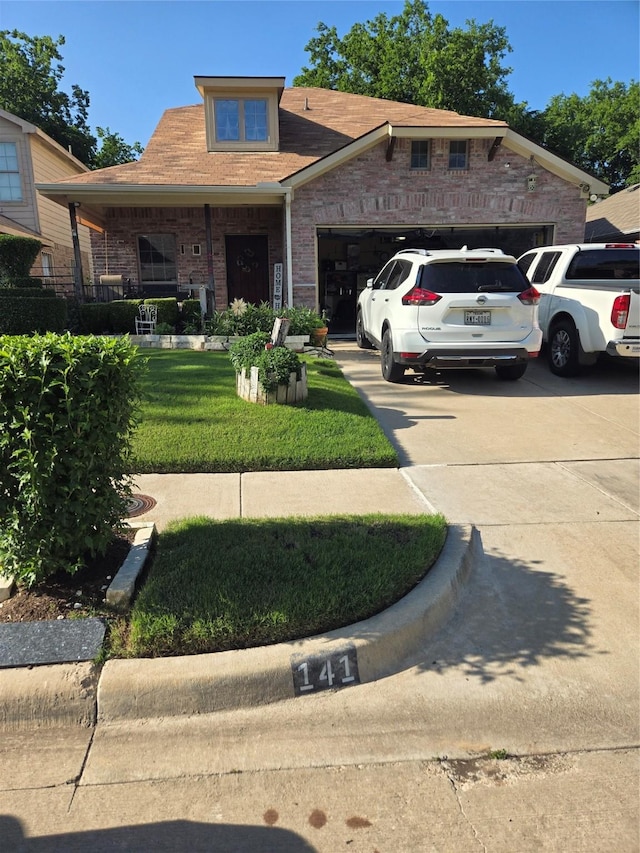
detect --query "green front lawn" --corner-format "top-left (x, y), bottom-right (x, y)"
top-left (108, 513), bottom-right (447, 658)
top-left (130, 350), bottom-right (398, 472)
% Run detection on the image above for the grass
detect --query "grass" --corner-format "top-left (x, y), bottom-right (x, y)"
top-left (107, 513), bottom-right (447, 658)
top-left (129, 350), bottom-right (398, 473)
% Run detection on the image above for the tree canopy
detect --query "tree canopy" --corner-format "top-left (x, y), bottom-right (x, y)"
top-left (294, 1), bottom-right (638, 192)
top-left (0, 30), bottom-right (143, 168)
top-left (294, 0), bottom-right (522, 120)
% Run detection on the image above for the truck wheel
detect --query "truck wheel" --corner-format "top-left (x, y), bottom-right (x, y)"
top-left (356, 311), bottom-right (374, 349)
top-left (381, 329), bottom-right (405, 382)
top-left (495, 363), bottom-right (527, 380)
top-left (548, 320), bottom-right (581, 377)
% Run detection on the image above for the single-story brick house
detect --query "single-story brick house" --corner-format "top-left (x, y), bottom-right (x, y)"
top-left (37, 77), bottom-right (608, 332)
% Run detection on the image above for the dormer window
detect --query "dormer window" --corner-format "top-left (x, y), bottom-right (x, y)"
top-left (195, 76), bottom-right (283, 152)
top-left (215, 98), bottom-right (268, 143)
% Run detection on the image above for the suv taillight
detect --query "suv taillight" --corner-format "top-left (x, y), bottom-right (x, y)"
top-left (611, 293), bottom-right (630, 329)
top-left (402, 288), bottom-right (441, 306)
top-left (518, 286), bottom-right (541, 306)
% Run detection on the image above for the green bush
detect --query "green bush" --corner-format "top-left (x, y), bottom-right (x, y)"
top-left (144, 297), bottom-right (178, 327)
top-left (78, 302), bottom-right (112, 334)
top-left (0, 235), bottom-right (42, 283)
top-left (0, 293), bottom-right (67, 334)
top-left (228, 332), bottom-right (302, 393)
top-left (205, 300), bottom-right (324, 337)
top-left (8, 276), bottom-right (43, 289)
top-left (110, 300), bottom-right (143, 333)
top-left (180, 299), bottom-right (202, 330)
top-left (0, 333), bottom-right (145, 586)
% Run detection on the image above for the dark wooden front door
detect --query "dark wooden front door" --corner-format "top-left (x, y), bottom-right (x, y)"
top-left (225, 235), bottom-right (269, 305)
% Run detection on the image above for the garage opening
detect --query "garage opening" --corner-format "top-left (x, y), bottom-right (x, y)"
top-left (317, 224), bottom-right (553, 335)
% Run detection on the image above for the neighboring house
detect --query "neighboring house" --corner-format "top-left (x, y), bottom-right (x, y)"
top-left (585, 184), bottom-right (640, 243)
top-left (36, 78), bottom-right (608, 331)
top-left (0, 108), bottom-right (92, 293)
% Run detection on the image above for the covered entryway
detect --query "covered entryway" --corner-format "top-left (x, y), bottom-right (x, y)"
top-left (225, 235), bottom-right (270, 304)
top-left (317, 224), bottom-right (554, 335)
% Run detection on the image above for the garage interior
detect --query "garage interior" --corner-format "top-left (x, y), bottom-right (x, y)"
top-left (317, 224), bottom-right (554, 335)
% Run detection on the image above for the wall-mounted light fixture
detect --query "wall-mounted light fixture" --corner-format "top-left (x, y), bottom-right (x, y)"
top-left (527, 174), bottom-right (537, 192)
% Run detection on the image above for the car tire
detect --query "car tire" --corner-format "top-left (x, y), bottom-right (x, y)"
top-left (548, 320), bottom-right (581, 377)
top-left (381, 328), bottom-right (405, 382)
top-left (356, 311), bottom-right (374, 349)
top-left (495, 363), bottom-right (527, 381)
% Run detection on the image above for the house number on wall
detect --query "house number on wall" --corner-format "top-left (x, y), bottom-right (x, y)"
top-left (291, 645), bottom-right (360, 696)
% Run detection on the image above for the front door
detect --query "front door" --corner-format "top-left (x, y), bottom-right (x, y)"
top-left (225, 235), bottom-right (269, 305)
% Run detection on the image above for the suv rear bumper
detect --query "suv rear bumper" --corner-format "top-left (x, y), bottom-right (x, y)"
top-left (396, 346), bottom-right (534, 368)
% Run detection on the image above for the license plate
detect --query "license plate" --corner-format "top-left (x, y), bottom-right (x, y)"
top-left (465, 310), bottom-right (491, 325)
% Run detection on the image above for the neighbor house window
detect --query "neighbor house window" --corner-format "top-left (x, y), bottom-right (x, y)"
top-left (448, 140), bottom-right (468, 170)
top-left (137, 234), bottom-right (177, 283)
top-left (410, 141), bottom-right (431, 169)
top-left (41, 252), bottom-right (54, 280)
top-left (214, 98), bottom-right (268, 142)
top-left (0, 142), bottom-right (22, 201)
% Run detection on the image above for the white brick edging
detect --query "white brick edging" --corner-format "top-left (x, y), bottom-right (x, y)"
top-left (236, 362), bottom-right (308, 405)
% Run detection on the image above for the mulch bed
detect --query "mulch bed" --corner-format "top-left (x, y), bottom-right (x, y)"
top-left (0, 530), bottom-right (135, 624)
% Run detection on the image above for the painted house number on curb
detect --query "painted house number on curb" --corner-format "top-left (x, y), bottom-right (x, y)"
top-left (291, 645), bottom-right (360, 696)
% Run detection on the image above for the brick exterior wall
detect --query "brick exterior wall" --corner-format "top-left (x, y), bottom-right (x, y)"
top-left (290, 137), bottom-right (586, 304)
top-left (91, 206), bottom-right (283, 309)
top-left (89, 137), bottom-right (586, 309)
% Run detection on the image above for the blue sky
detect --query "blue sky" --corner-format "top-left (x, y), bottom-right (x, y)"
top-left (1, 1), bottom-right (638, 148)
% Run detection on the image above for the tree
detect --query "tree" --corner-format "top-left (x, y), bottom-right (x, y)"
top-left (0, 29), bottom-right (142, 168)
top-left (93, 127), bottom-right (144, 169)
top-left (293, 0), bottom-right (524, 120)
top-left (537, 79), bottom-right (640, 192)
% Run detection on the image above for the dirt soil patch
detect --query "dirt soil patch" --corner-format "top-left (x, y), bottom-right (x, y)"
top-left (0, 530), bottom-right (135, 623)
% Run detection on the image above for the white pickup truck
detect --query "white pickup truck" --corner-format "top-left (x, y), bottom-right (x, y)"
top-left (517, 243), bottom-right (640, 376)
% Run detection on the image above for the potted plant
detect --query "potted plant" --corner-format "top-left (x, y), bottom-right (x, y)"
top-left (228, 332), bottom-right (307, 404)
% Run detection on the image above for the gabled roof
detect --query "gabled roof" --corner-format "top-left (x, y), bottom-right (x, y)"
top-left (0, 108), bottom-right (89, 173)
top-left (36, 85), bottom-right (608, 214)
top-left (585, 184), bottom-right (640, 240)
top-left (44, 88), bottom-right (507, 189)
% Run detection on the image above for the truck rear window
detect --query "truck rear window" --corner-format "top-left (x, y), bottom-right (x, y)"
top-left (566, 249), bottom-right (640, 281)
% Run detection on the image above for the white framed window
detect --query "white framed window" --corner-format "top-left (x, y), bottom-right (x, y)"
top-left (41, 252), bottom-right (54, 279)
top-left (410, 141), bottom-right (431, 170)
top-left (214, 98), bottom-right (268, 143)
top-left (0, 142), bottom-right (22, 201)
top-left (448, 140), bottom-right (468, 170)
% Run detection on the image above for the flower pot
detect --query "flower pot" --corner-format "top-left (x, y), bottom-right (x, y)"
top-left (311, 326), bottom-right (329, 346)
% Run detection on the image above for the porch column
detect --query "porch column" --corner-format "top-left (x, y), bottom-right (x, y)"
top-left (204, 203), bottom-right (215, 309)
top-left (67, 202), bottom-right (85, 300)
top-left (284, 189), bottom-right (293, 306)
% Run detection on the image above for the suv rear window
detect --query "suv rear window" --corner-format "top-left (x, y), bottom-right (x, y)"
top-left (566, 249), bottom-right (640, 281)
top-left (420, 261), bottom-right (528, 293)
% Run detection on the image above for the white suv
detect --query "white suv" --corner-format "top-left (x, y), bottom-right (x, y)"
top-left (356, 247), bottom-right (542, 382)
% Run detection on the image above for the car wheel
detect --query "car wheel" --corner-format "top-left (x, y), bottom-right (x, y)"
top-left (356, 311), bottom-right (374, 349)
top-left (381, 328), bottom-right (405, 382)
top-left (495, 363), bottom-right (527, 381)
top-left (548, 320), bottom-right (581, 376)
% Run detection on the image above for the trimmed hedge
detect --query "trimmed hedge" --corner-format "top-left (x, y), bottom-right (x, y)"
top-left (0, 292), bottom-right (67, 334)
top-left (143, 297), bottom-right (179, 328)
top-left (0, 235), bottom-right (42, 283)
top-left (180, 298), bottom-right (202, 329)
top-left (0, 333), bottom-right (145, 586)
top-left (78, 300), bottom-right (143, 334)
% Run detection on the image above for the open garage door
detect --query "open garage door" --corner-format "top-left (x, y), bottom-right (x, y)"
top-left (317, 224), bottom-right (553, 335)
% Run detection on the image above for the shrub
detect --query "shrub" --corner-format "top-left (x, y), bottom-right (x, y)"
top-left (78, 302), bottom-right (112, 334)
top-left (180, 299), bottom-right (202, 330)
top-left (144, 297), bottom-right (179, 328)
top-left (0, 235), bottom-right (42, 283)
top-left (109, 299), bottom-right (142, 334)
top-left (228, 332), bottom-right (302, 393)
top-left (0, 292), bottom-right (67, 334)
top-left (0, 333), bottom-right (145, 586)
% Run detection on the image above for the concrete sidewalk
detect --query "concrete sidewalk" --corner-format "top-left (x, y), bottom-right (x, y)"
top-left (0, 468), bottom-right (479, 729)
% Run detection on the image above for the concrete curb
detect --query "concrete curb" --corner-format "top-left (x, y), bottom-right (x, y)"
top-left (97, 524), bottom-right (481, 723)
top-left (0, 524), bottom-right (480, 729)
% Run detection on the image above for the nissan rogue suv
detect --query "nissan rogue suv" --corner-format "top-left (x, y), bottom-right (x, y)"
top-left (356, 247), bottom-right (542, 381)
